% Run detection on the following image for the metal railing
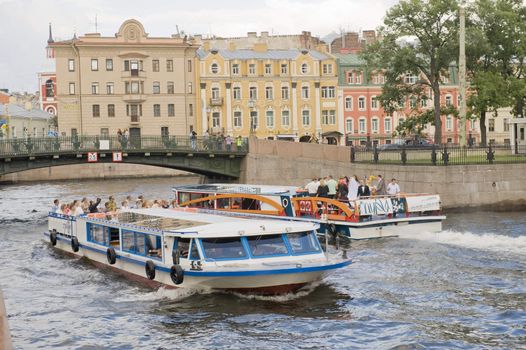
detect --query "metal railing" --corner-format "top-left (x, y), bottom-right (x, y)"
top-left (351, 144), bottom-right (526, 165)
top-left (0, 135), bottom-right (249, 157)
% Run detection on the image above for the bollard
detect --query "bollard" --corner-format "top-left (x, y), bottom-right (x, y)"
top-left (0, 290), bottom-right (13, 350)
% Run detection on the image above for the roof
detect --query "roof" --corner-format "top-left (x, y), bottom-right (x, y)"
top-left (0, 104), bottom-right (52, 120)
top-left (197, 48), bottom-right (329, 61)
top-left (121, 208), bottom-right (318, 238)
top-left (173, 183), bottom-right (302, 196)
top-left (333, 53), bottom-right (366, 66)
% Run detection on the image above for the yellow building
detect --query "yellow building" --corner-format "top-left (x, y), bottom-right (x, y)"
top-left (197, 43), bottom-right (341, 143)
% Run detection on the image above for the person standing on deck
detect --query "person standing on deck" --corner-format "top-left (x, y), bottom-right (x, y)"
top-left (387, 178), bottom-right (401, 196)
top-left (316, 180), bottom-right (330, 198)
top-left (89, 198), bottom-right (101, 213)
top-left (51, 199), bottom-right (59, 213)
top-left (305, 177), bottom-right (319, 196)
top-left (376, 175), bottom-right (387, 196)
top-left (357, 178), bottom-right (371, 198)
top-left (326, 175), bottom-right (338, 199)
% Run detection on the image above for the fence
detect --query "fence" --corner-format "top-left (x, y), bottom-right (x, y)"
top-left (351, 144), bottom-right (526, 165)
top-left (0, 135), bottom-right (249, 158)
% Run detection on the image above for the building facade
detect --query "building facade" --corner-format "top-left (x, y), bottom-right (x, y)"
top-left (0, 104), bottom-right (53, 139)
top-left (197, 43), bottom-right (342, 143)
top-left (49, 19), bottom-right (198, 138)
top-left (335, 53), bottom-right (480, 145)
top-left (38, 72), bottom-right (58, 116)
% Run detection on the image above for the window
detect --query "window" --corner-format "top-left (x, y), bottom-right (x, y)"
top-left (168, 104), bottom-right (175, 117)
top-left (384, 118), bottom-right (391, 133)
top-left (322, 110), bottom-right (336, 125)
top-left (399, 99), bottom-right (406, 108)
top-left (247, 234), bottom-right (288, 257)
top-left (188, 59), bottom-right (192, 72)
top-left (489, 118), bottom-right (495, 132)
top-left (211, 87), bottom-right (220, 99)
top-left (88, 225), bottom-right (108, 246)
top-left (68, 59), bottom-right (75, 72)
top-left (250, 111), bottom-right (258, 130)
top-left (152, 59), bottom-right (160, 72)
top-left (45, 80), bottom-right (54, 97)
top-left (69, 82), bottom-right (75, 95)
top-left (359, 118), bottom-right (366, 133)
top-left (302, 110), bottom-right (310, 126)
top-left (91, 83), bottom-right (99, 95)
top-left (189, 104), bottom-right (193, 117)
top-left (233, 87), bottom-right (241, 100)
top-left (266, 110), bottom-right (274, 128)
top-left (421, 97), bottom-right (428, 108)
top-left (265, 86), bottom-right (273, 100)
top-left (446, 115), bottom-right (452, 130)
top-left (161, 127), bottom-right (169, 136)
top-left (372, 118), bottom-right (379, 133)
top-left (322, 64), bottom-right (333, 74)
top-left (232, 64), bottom-right (239, 75)
top-left (345, 97), bottom-right (352, 110)
top-left (301, 63), bottom-right (308, 74)
top-left (91, 59), bottom-right (98, 71)
top-left (398, 117), bottom-right (405, 126)
top-left (175, 238), bottom-right (190, 259)
top-left (281, 110), bottom-right (290, 127)
top-left (249, 64), bottom-right (256, 75)
top-left (166, 59), bottom-right (173, 72)
top-left (234, 111), bottom-right (242, 128)
top-left (201, 237), bottom-right (247, 260)
top-left (301, 86), bottom-right (309, 99)
top-left (108, 104), bottom-right (115, 117)
top-left (130, 81), bottom-right (140, 94)
top-left (410, 96), bottom-right (417, 108)
top-left (470, 119), bottom-right (476, 130)
top-left (106, 83), bottom-right (114, 95)
top-left (445, 95), bottom-right (452, 106)
top-left (92, 104), bottom-right (100, 117)
top-left (167, 82), bottom-right (174, 94)
top-left (286, 232), bottom-right (321, 254)
top-left (358, 97), bottom-right (366, 110)
top-left (106, 59), bottom-right (113, 71)
top-left (321, 86), bottom-right (335, 98)
top-left (404, 74), bottom-right (417, 84)
top-left (281, 86), bottom-right (289, 100)
top-left (130, 60), bottom-right (140, 76)
top-left (153, 82), bottom-right (160, 94)
top-left (249, 86), bottom-right (257, 100)
top-left (211, 63), bottom-right (219, 74)
top-left (124, 60), bottom-right (130, 71)
top-left (187, 82), bottom-right (193, 94)
top-left (154, 104), bottom-right (161, 117)
top-left (101, 128), bottom-right (109, 138)
top-left (371, 96), bottom-right (378, 109)
top-left (281, 63), bottom-right (288, 74)
top-left (346, 119), bottom-right (353, 133)
top-left (212, 112), bottom-right (220, 127)
top-left (504, 118), bottom-right (509, 132)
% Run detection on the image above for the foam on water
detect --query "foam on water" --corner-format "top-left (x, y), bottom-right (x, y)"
top-left (230, 280), bottom-right (324, 302)
top-left (400, 229), bottom-right (526, 256)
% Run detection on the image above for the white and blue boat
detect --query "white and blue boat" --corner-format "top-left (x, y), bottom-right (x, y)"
top-left (46, 208), bottom-right (351, 295)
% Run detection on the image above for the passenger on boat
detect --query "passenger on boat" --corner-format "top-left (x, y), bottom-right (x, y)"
top-left (81, 198), bottom-right (90, 213)
top-left (73, 200), bottom-right (84, 216)
top-left (316, 180), bottom-right (330, 198)
top-left (326, 175), bottom-right (338, 199)
top-left (376, 175), bottom-right (387, 196)
top-left (107, 196), bottom-right (117, 212)
top-left (387, 178), bottom-right (400, 196)
top-left (161, 200), bottom-right (170, 209)
top-left (336, 178), bottom-right (349, 201)
top-left (152, 200), bottom-right (161, 208)
top-left (63, 204), bottom-right (71, 216)
top-left (357, 179), bottom-right (371, 198)
top-left (121, 200), bottom-right (130, 210)
top-left (89, 198), bottom-right (101, 213)
top-left (305, 177), bottom-right (320, 196)
top-left (51, 199), bottom-right (59, 213)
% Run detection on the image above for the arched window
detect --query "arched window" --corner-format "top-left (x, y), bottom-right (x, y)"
top-left (45, 79), bottom-right (54, 98)
top-left (301, 63), bottom-right (308, 74)
top-left (211, 63), bottom-right (219, 74)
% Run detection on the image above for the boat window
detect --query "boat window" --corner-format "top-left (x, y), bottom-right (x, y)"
top-left (88, 224), bottom-right (108, 246)
top-left (122, 230), bottom-right (136, 253)
top-left (121, 230), bottom-right (159, 257)
top-left (217, 198), bottom-right (229, 209)
top-left (189, 239), bottom-right (201, 260)
top-left (109, 227), bottom-right (119, 246)
top-left (175, 238), bottom-right (190, 259)
top-left (201, 237), bottom-right (247, 260)
top-left (286, 231), bottom-right (321, 254)
top-left (246, 234), bottom-right (289, 257)
top-left (146, 234), bottom-right (163, 260)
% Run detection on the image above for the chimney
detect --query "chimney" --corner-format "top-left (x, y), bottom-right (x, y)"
top-left (261, 31), bottom-right (269, 39)
top-left (247, 31), bottom-right (257, 38)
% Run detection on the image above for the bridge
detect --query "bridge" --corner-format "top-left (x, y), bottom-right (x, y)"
top-left (0, 135), bottom-right (248, 179)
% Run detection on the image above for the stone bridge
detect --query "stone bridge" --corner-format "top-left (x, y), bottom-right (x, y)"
top-left (0, 135), bottom-right (247, 179)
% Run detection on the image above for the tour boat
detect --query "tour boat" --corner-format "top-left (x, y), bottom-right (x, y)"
top-left (173, 184), bottom-right (446, 240)
top-left (45, 208), bottom-right (351, 295)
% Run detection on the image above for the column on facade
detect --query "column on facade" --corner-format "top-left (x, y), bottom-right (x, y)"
top-left (225, 82), bottom-right (233, 135)
top-left (314, 82), bottom-right (322, 139)
top-left (291, 82), bottom-right (298, 137)
top-left (337, 88), bottom-right (345, 144)
top-left (200, 83), bottom-right (207, 134)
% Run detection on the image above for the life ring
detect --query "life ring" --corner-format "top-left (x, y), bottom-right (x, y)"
top-left (50, 230), bottom-right (57, 246)
top-left (71, 237), bottom-right (80, 252)
top-left (281, 198), bottom-right (289, 208)
top-left (170, 264), bottom-right (184, 285)
top-left (145, 260), bottom-right (156, 280)
top-left (106, 247), bottom-right (117, 265)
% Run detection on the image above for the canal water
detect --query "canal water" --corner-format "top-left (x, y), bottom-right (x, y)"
top-left (0, 178), bottom-right (525, 349)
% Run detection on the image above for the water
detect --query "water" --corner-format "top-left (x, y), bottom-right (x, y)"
top-left (1, 178), bottom-right (525, 349)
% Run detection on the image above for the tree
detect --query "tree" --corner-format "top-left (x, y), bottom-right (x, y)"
top-left (466, 0), bottom-right (526, 145)
top-left (362, 0), bottom-right (459, 144)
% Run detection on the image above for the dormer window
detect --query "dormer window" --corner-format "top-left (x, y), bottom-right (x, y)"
top-left (301, 63), bottom-right (308, 74)
top-left (211, 63), bottom-right (219, 74)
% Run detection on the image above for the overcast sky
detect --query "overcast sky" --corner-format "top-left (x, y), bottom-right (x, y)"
top-left (0, 0), bottom-right (397, 93)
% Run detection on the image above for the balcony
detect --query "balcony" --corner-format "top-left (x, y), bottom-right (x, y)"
top-left (121, 70), bottom-right (147, 79)
top-left (209, 97), bottom-right (224, 106)
top-left (122, 94), bottom-right (147, 102)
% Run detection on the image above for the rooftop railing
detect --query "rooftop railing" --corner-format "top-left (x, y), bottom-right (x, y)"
top-left (0, 135), bottom-right (249, 157)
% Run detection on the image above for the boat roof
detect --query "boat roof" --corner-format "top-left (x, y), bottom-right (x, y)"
top-left (172, 183), bottom-right (303, 196)
top-left (114, 208), bottom-right (318, 238)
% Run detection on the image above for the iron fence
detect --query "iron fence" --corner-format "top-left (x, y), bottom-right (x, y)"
top-left (0, 135), bottom-right (249, 157)
top-left (351, 144), bottom-right (526, 165)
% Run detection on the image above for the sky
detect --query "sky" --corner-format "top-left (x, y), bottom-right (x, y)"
top-left (0, 0), bottom-right (398, 93)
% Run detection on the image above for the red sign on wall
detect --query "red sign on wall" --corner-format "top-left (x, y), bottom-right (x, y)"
top-left (87, 152), bottom-right (98, 162)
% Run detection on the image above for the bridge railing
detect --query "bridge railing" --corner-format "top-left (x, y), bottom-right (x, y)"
top-left (0, 135), bottom-right (249, 157)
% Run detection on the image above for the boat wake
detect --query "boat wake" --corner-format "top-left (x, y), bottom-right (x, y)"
top-left (400, 229), bottom-right (526, 256)
top-left (229, 280), bottom-right (324, 302)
